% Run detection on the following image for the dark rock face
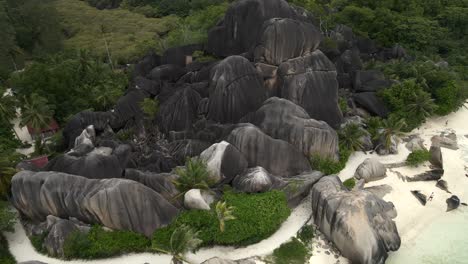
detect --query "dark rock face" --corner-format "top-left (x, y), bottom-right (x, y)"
top-left (208, 56), bottom-right (266, 123)
top-left (232, 167), bottom-right (285, 193)
top-left (436, 179), bottom-right (451, 193)
top-left (11, 171), bottom-right (179, 237)
top-left (207, 0), bottom-right (308, 57)
top-left (157, 87), bottom-right (201, 133)
top-left (280, 171), bottom-right (324, 207)
top-left (411, 190), bottom-right (427, 206)
top-left (430, 145), bottom-right (443, 169)
top-left (111, 90), bottom-right (148, 129)
top-left (446, 195), bottom-right (460, 212)
top-left (162, 44), bottom-right (203, 67)
top-left (43, 216), bottom-right (90, 258)
top-left (353, 92), bottom-right (389, 117)
top-left (147, 64), bottom-right (187, 82)
top-left (407, 169), bottom-right (444, 182)
top-left (278, 50), bottom-right (343, 128)
top-left (133, 76), bottom-right (161, 96)
top-left (311, 176), bottom-right (400, 264)
top-left (243, 97), bottom-right (339, 159)
top-left (45, 146), bottom-right (130, 179)
top-left (168, 139), bottom-right (211, 164)
top-left (226, 124), bottom-right (311, 177)
top-left (200, 141), bottom-right (248, 184)
top-left (254, 18), bottom-right (321, 65)
top-left (132, 52), bottom-right (161, 78)
top-left (352, 70), bottom-right (392, 92)
top-left (63, 111), bottom-right (114, 149)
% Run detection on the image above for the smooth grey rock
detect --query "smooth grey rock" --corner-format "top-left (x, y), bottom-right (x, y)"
top-left (11, 171), bottom-right (179, 237)
top-left (407, 169), bottom-right (444, 182)
top-left (411, 190), bottom-right (427, 206)
top-left (74, 125), bottom-right (96, 148)
top-left (364, 185), bottom-right (393, 199)
top-left (446, 195), bottom-right (461, 212)
top-left (43, 216), bottom-right (89, 258)
top-left (227, 124), bottom-right (311, 177)
top-left (376, 134), bottom-right (398, 155)
top-left (352, 70), bottom-right (392, 93)
top-left (406, 137), bottom-right (426, 152)
top-left (184, 189), bottom-right (214, 211)
top-left (436, 179), bottom-right (451, 194)
top-left (278, 50), bottom-right (343, 128)
top-left (207, 56), bottom-right (265, 123)
top-left (281, 171), bottom-right (324, 207)
top-left (430, 145), bottom-right (443, 169)
top-left (311, 176), bottom-right (400, 264)
top-left (354, 158), bottom-right (387, 183)
top-left (243, 97), bottom-right (339, 160)
top-left (353, 92), bottom-right (389, 118)
top-left (233, 167), bottom-right (286, 193)
top-left (254, 18), bottom-right (321, 65)
top-left (431, 136), bottom-right (458, 150)
top-left (63, 111), bottom-right (115, 149)
top-left (19, 262), bottom-right (49, 264)
top-left (200, 141), bottom-right (248, 184)
top-left (201, 257), bottom-right (256, 264)
top-left (168, 139), bottom-right (211, 164)
top-left (147, 64), bottom-right (186, 82)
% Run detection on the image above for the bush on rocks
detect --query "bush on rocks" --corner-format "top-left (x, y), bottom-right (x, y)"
top-left (406, 149), bottom-right (431, 167)
top-left (153, 190), bottom-right (290, 249)
top-left (310, 147), bottom-right (352, 175)
top-left (343, 178), bottom-right (356, 190)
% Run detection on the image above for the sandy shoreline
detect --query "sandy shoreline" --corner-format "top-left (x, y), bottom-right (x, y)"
top-left (4, 106), bottom-right (468, 264)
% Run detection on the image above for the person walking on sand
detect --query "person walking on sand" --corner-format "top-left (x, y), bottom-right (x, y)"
top-left (428, 192), bottom-right (435, 201)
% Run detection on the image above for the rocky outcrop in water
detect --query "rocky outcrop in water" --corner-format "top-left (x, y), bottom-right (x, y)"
top-left (11, 171), bottom-right (179, 237)
top-left (311, 176), bottom-right (400, 264)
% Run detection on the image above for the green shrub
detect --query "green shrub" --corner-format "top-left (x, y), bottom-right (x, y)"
top-left (30, 231), bottom-right (48, 254)
top-left (0, 201), bottom-right (15, 233)
top-left (297, 225), bottom-right (314, 244)
top-left (140, 98), bottom-right (159, 119)
top-left (63, 225), bottom-right (151, 259)
top-left (173, 158), bottom-right (214, 194)
top-left (272, 237), bottom-right (310, 264)
top-left (153, 190), bottom-right (291, 249)
top-left (338, 97), bottom-right (349, 114)
top-left (310, 146), bottom-right (352, 175)
top-left (0, 234), bottom-right (15, 264)
top-left (406, 149), bottom-right (431, 167)
top-left (343, 178), bottom-right (356, 190)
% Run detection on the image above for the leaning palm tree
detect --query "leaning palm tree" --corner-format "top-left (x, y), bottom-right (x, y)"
top-left (338, 123), bottom-right (367, 152)
top-left (153, 224), bottom-right (202, 264)
top-left (173, 158), bottom-right (213, 196)
top-left (407, 90), bottom-right (437, 120)
top-left (20, 93), bottom-right (54, 132)
top-left (215, 201), bottom-right (236, 233)
top-left (380, 116), bottom-right (407, 150)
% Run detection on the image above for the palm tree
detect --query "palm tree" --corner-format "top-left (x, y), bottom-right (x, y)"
top-left (153, 224), bottom-right (202, 264)
top-left (407, 90), bottom-right (437, 120)
top-left (215, 201), bottom-right (236, 233)
top-left (173, 158), bottom-right (213, 196)
top-left (338, 123), bottom-right (367, 152)
top-left (20, 93), bottom-right (54, 132)
top-left (0, 89), bottom-right (19, 138)
top-left (380, 116), bottom-right (407, 150)
top-left (93, 79), bottom-right (123, 111)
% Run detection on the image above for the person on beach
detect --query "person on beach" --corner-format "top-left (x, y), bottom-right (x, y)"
top-left (428, 192), bottom-right (435, 201)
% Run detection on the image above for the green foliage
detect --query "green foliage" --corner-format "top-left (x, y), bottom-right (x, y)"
top-left (116, 129), bottom-right (134, 142)
top-left (139, 98), bottom-right (159, 119)
top-left (406, 149), bottom-right (431, 167)
top-left (0, 151), bottom-right (23, 199)
top-left (338, 97), bottom-right (348, 114)
top-left (153, 224), bottom-right (202, 263)
top-left (379, 115), bottom-right (407, 149)
top-left (380, 79), bottom-right (437, 130)
top-left (338, 123), bottom-right (367, 152)
top-left (20, 93), bottom-right (55, 131)
top-left (192, 50), bottom-right (217, 63)
top-left (153, 190), bottom-right (291, 249)
top-left (30, 231), bottom-right (48, 254)
top-left (215, 201), bottom-right (236, 233)
top-left (366, 116), bottom-right (383, 141)
top-left (63, 225), bottom-right (150, 259)
top-left (0, 201), bottom-right (15, 233)
top-left (173, 158), bottom-right (214, 194)
top-left (343, 178), bottom-right (356, 190)
top-left (272, 237), bottom-right (310, 264)
top-left (0, 234), bottom-right (15, 264)
top-left (309, 146), bottom-right (352, 175)
top-left (120, 0), bottom-right (225, 18)
top-left (10, 52), bottom-right (127, 124)
top-left (297, 225), bottom-right (314, 244)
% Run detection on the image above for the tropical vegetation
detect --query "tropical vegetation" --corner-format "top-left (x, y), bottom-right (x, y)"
top-left (406, 149), bottom-right (431, 167)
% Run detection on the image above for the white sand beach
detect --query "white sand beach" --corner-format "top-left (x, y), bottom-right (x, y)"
top-left (4, 105), bottom-right (468, 264)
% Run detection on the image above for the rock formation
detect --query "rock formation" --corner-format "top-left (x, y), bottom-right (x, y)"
top-left (446, 195), bottom-right (461, 212)
top-left (232, 167), bottom-right (285, 193)
top-left (354, 158), bottom-right (387, 183)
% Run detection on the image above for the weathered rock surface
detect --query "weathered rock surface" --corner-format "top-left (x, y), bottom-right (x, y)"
top-left (243, 97), bottom-right (339, 159)
top-left (208, 56), bottom-right (266, 123)
top-left (111, 90), bottom-right (148, 129)
top-left (364, 185), bottom-right (393, 199)
top-left (311, 176), bottom-right (400, 264)
top-left (254, 18), bottom-right (321, 65)
top-left (227, 124), bottom-right (311, 177)
top-left (407, 169), bottom-right (444, 182)
top-left (436, 179), bottom-right (451, 193)
top-left (430, 145), bottom-right (443, 169)
top-left (354, 158), bottom-right (387, 183)
top-left (281, 171), bottom-right (324, 207)
top-left (123, 169), bottom-right (180, 204)
top-left (74, 125), bottom-right (96, 148)
top-left (43, 216), bottom-right (90, 258)
top-left (168, 139), bottom-right (211, 164)
top-left (446, 195), bottom-right (460, 212)
top-left (432, 135), bottom-right (458, 150)
top-left (411, 190), bottom-right (427, 206)
top-left (63, 111), bottom-right (114, 149)
top-left (184, 189), bottom-right (215, 211)
top-left (352, 70), bottom-right (392, 92)
top-left (376, 134), bottom-right (398, 155)
top-left (201, 257), bottom-right (256, 264)
top-left (353, 92), bottom-right (389, 118)
top-left (278, 50), bottom-right (343, 128)
top-left (11, 171), bottom-right (179, 237)
top-left (147, 64), bottom-right (186, 82)
top-left (232, 167), bottom-right (285, 193)
top-left (405, 136), bottom-right (426, 152)
top-left (200, 141), bottom-right (248, 184)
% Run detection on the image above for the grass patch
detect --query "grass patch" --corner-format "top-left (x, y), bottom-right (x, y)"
top-left (310, 147), bottom-right (352, 175)
top-left (343, 178), bottom-right (356, 190)
top-left (63, 225), bottom-right (151, 259)
top-left (153, 190), bottom-right (291, 249)
top-left (272, 237), bottom-right (310, 264)
top-left (0, 234), bottom-right (15, 264)
top-left (406, 149), bottom-right (431, 167)
top-left (297, 225), bottom-right (315, 244)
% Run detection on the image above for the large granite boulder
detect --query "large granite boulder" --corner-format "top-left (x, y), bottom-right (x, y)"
top-left (111, 89), bottom-right (148, 129)
top-left (208, 56), bottom-right (266, 123)
top-left (202, 257), bottom-right (256, 264)
top-left (43, 216), bottom-right (90, 258)
top-left (11, 171), bottom-right (179, 237)
top-left (280, 171), bottom-right (324, 207)
top-left (74, 125), bottom-right (96, 148)
top-left (354, 158), bottom-right (387, 183)
top-left (207, 0), bottom-right (309, 57)
top-left (157, 86), bottom-right (201, 133)
top-left (352, 70), bottom-right (392, 92)
top-left (243, 97), bottom-right (339, 159)
top-left (311, 176), bottom-right (400, 264)
top-left (168, 139), bottom-right (211, 165)
top-left (232, 167), bottom-right (285, 193)
top-left (406, 169), bottom-right (444, 182)
top-left (278, 50), bottom-right (343, 128)
top-left (147, 64), bottom-right (187, 82)
top-left (132, 52), bottom-right (160, 78)
top-left (411, 190), bottom-right (427, 206)
top-left (226, 124), bottom-right (311, 177)
top-left (200, 141), bottom-right (248, 184)
top-left (184, 189), bottom-right (215, 211)
top-left (446, 195), bottom-right (460, 212)
top-left (254, 18), bottom-right (321, 65)
top-left (62, 111), bottom-right (114, 149)
top-left (430, 145), bottom-right (443, 169)
top-left (431, 135), bottom-right (458, 150)
top-left (353, 92), bottom-right (389, 118)
top-left (162, 44), bottom-right (203, 67)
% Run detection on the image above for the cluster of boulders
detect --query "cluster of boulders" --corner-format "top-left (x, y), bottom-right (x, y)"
top-left (9, 0), bottom-right (408, 263)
